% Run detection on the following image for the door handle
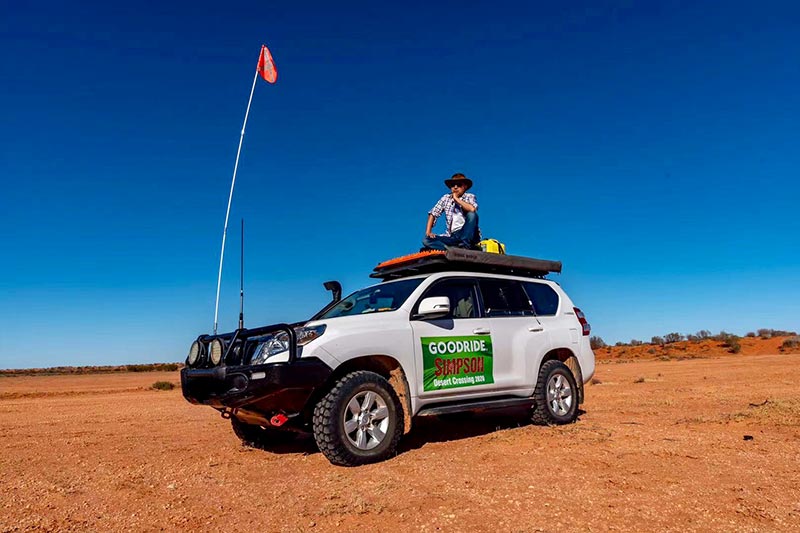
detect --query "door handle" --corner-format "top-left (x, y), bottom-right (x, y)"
top-left (529, 327), bottom-right (544, 332)
top-left (473, 328), bottom-right (491, 335)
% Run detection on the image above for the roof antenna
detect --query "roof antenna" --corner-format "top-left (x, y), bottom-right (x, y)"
top-left (238, 218), bottom-right (245, 330)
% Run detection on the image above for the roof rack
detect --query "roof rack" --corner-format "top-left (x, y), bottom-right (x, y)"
top-left (371, 248), bottom-right (562, 280)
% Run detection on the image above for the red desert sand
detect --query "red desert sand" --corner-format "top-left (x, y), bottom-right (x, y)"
top-left (1, 339), bottom-right (799, 532)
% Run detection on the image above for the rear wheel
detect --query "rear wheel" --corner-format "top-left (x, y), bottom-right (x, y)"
top-left (531, 360), bottom-right (579, 425)
top-left (230, 417), bottom-right (294, 449)
top-left (312, 371), bottom-right (404, 466)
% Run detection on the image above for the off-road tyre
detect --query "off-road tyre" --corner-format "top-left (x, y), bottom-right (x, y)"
top-left (312, 370), bottom-right (404, 466)
top-left (230, 417), bottom-right (294, 449)
top-left (531, 360), bottom-right (579, 425)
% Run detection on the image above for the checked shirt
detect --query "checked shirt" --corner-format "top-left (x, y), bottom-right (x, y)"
top-left (428, 193), bottom-right (478, 236)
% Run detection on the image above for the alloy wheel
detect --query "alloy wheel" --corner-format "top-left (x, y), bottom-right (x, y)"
top-left (342, 390), bottom-right (390, 450)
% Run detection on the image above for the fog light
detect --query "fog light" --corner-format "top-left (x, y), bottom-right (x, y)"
top-left (187, 341), bottom-right (200, 366)
top-left (210, 339), bottom-right (225, 366)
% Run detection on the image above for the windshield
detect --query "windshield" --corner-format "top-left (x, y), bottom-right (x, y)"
top-left (317, 278), bottom-right (424, 319)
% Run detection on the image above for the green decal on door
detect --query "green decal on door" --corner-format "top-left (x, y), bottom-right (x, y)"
top-left (421, 335), bottom-right (494, 391)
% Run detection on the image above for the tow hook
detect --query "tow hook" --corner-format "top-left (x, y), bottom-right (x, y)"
top-left (270, 413), bottom-right (289, 427)
top-left (221, 408), bottom-right (235, 419)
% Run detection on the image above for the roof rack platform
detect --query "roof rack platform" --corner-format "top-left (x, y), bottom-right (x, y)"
top-left (371, 248), bottom-right (562, 280)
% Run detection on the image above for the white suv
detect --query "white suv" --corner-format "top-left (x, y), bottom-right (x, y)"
top-left (181, 249), bottom-right (595, 466)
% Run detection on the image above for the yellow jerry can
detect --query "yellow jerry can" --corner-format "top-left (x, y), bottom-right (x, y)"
top-left (479, 239), bottom-right (506, 254)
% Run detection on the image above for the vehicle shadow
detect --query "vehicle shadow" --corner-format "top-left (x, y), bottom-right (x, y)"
top-left (242, 432), bottom-right (320, 456)
top-left (243, 408), bottom-right (586, 458)
top-left (399, 407), bottom-right (587, 453)
top-left (399, 407), bottom-right (529, 452)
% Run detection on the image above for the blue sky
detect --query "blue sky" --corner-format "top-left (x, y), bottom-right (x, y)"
top-left (1, 1), bottom-right (798, 369)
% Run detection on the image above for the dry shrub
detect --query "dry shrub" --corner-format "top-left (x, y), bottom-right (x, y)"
top-left (781, 337), bottom-right (800, 352)
top-left (717, 332), bottom-right (741, 353)
top-left (128, 363), bottom-right (180, 372)
top-left (151, 381), bottom-right (175, 391)
top-left (664, 332), bottom-right (684, 343)
top-left (590, 336), bottom-right (606, 349)
top-left (733, 399), bottom-right (800, 427)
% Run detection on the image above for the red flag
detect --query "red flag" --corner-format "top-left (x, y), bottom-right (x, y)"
top-left (257, 44), bottom-right (277, 83)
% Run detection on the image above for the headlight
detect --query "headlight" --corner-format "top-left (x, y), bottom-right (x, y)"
top-left (209, 339), bottom-right (225, 366)
top-left (250, 325), bottom-right (326, 365)
top-left (251, 333), bottom-right (289, 365)
top-left (187, 341), bottom-right (201, 366)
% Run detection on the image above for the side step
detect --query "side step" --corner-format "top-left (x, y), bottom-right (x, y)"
top-left (417, 397), bottom-right (535, 417)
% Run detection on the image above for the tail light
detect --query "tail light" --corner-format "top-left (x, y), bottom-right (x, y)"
top-left (574, 307), bottom-right (590, 336)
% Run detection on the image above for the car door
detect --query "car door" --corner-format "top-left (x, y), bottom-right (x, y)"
top-left (409, 277), bottom-right (495, 400)
top-left (522, 280), bottom-right (575, 350)
top-left (476, 277), bottom-right (548, 393)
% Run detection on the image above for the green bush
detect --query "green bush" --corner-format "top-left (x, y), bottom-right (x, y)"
top-left (720, 333), bottom-right (742, 353)
top-left (651, 336), bottom-right (664, 346)
top-left (151, 381), bottom-right (175, 391)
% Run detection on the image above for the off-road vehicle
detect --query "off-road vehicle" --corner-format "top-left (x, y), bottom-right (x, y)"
top-left (181, 248), bottom-right (595, 466)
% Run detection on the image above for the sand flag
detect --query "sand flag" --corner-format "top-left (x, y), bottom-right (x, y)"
top-left (214, 43), bottom-right (278, 334)
top-left (257, 44), bottom-right (278, 83)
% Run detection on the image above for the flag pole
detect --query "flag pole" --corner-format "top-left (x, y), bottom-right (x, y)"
top-left (213, 68), bottom-right (260, 335)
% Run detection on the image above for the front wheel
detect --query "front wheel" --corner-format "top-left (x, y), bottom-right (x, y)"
top-left (312, 371), bottom-right (404, 466)
top-left (531, 360), bottom-right (579, 425)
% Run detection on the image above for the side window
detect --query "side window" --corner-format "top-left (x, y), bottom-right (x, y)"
top-left (522, 282), bottom-right (560, 316)
top-left (478, 279), bottom-right (534, 317)
top-left (416, 279), bottom-right (478, 319)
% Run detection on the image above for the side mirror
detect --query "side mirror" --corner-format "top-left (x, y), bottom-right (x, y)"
top-left (417, 296), bottom-right (450, 319)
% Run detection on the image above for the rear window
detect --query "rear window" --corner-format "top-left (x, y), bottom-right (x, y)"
top-left (522, 282), bottom-right (560, 316)
top-left (478, 279), bottom-right (534, 317)
top-left (318, 278), bottom-right (424, 319)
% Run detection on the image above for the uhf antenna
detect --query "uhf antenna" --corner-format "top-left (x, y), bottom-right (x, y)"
top-left (239, 218), bottom-right (245, 330)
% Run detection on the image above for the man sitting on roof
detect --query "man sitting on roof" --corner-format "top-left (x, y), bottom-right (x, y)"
top-left (421, 173), bottom-right (480, 251)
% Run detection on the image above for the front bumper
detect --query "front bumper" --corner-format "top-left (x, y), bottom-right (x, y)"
top-left (181, 357), bottom-right (333, 417)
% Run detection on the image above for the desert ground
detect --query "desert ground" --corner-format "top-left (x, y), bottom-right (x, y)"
top-left (2, 347), bottom-right (799, 532)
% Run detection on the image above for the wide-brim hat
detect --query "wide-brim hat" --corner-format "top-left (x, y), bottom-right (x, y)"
top-left (444, 174), bottom-right (473, 190)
